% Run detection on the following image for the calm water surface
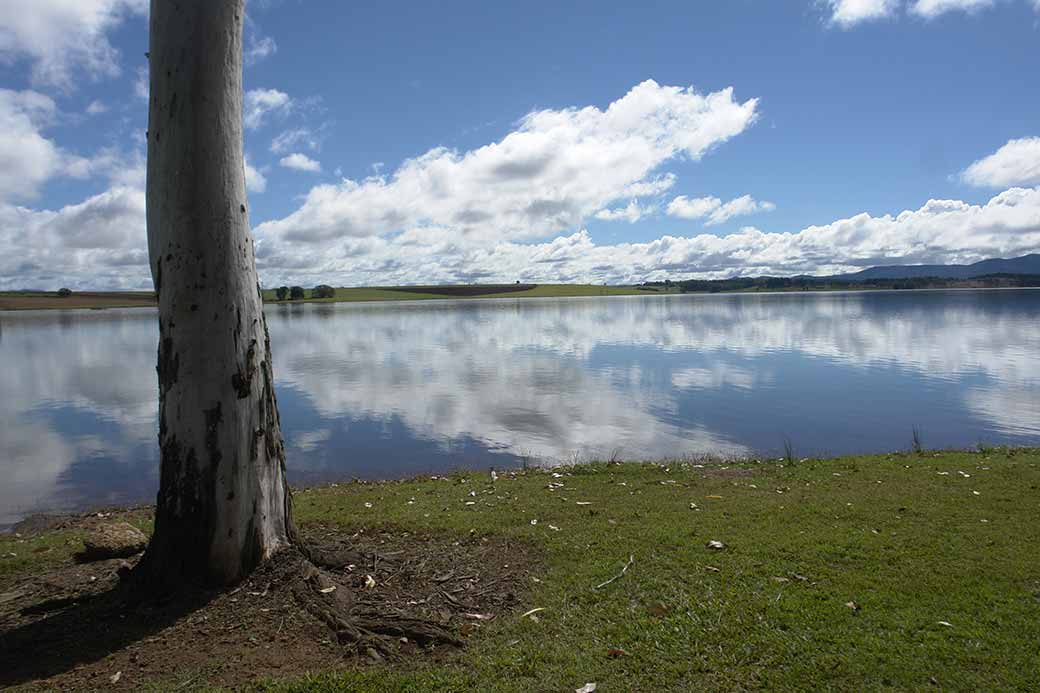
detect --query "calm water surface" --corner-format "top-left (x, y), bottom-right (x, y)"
top-left (2, 289), bottom-right (1038, 525)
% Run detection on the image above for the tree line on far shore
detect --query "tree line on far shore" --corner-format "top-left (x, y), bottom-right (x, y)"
top-left (273, 284), bottom-right (335, 301)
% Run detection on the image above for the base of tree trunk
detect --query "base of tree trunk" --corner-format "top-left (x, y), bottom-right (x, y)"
top-left (0, 526), bottom-right (533, 689)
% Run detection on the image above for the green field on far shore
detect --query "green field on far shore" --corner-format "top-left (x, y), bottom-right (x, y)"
top-left (0, 284), bottom-right (677, 311)
top-left (260, 284), bottom-right (677, 304)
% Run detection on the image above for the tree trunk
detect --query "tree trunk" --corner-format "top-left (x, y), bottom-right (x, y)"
top-left (138, 0), bottom-right (293, 589)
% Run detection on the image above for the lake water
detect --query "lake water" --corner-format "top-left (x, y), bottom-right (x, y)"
top-left (2, 289), bottom-right (1038, 526)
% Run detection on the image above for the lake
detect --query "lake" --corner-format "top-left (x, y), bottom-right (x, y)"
top-left (1, 289), bottom-right (1038, 526)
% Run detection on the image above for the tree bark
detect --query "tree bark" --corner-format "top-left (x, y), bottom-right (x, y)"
top-left (138, 0), bottom-right (293, 589)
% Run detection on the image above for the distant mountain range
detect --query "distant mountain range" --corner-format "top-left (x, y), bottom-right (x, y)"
top-left (837, 254), bottom-right (1040, 280)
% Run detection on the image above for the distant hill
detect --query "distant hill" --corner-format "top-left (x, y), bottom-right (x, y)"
top-left (839, 254), bottom-right (1040, 280)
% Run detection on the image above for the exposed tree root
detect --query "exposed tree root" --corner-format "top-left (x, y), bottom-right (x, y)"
top-left (290, 556), bottom-right (463, 654)
top-left (0, 526), bottom-right (531, 689)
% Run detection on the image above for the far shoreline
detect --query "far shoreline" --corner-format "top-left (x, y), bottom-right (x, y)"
top-left (3, 281), bottom-right (1039, 312)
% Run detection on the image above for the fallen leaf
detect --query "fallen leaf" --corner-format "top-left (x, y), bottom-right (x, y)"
top-left (845, 601), bottom-right (861, 612)
top-left (706, 495), bottom-right (723, 500)
top-left (364, 575), bottom-right (376, 589)
top-left (459, 622), bottom-right (479, 636)
top-left (706, 540), bottom-right (726, 550)
top-left (319, 586), bottom-right (336, 594)
top-left (110, 671), bottom-right (122, 684)
top-left (607, 647), bottom-right (629, 658)
top-left (575, 684), bottom-right (597, 693)
top-left (772, 576), bottom-right (790, 583)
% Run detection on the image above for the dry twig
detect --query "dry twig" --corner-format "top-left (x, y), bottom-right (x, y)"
top-left (594, 554), bottom-right (634, 590)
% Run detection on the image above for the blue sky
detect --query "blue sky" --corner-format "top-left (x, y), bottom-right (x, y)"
top-left (1, 0), bottom-right (1038, 289)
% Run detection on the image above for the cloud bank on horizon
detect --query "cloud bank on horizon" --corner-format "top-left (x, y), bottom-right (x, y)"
top-left (0, 0), bottom-right (1037, 290)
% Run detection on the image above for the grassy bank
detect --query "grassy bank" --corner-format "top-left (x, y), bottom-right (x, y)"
top-left (0, 291), bottom-right (158, 311)
top-left (0, 285), bottom-right (670, 311)
top-left (261, 284), bottom-right (671, 303)
top-left (2, 448), bottom-right (1038, 691)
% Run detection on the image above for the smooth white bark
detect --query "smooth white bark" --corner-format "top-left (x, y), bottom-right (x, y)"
top-left (143, 0), bottom-right (291, 586)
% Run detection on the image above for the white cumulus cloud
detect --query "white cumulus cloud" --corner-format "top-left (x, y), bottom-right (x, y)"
top-left (0, 186), bottom-right (148, 290)
top-left (960, 137), bottom-right (1040, 188)
top-left (257, 80), bottom-right (758, 244)
top-left (249, 186), bottom-right (1040, 289)
top-left (825, 0), bottom-right (900, 27)
top-left (667, 194), bottom-right (776, 226)
top-left (270, 128), bottom-right (319, 154)
top-left (823, 0), bottom-right (1036, 26)
top-left (245, 157), bottom-right (268, 193)
top-left (594, 200), bottom-right (650, 223)
top-left (245, 35), bottom-right (277, 66)
top-left (0, 90), bottom-right (63, 202)
top-left (910, 0), bottom-right (997, 17)
top-left (0, 0), bottom-right (146, 90)
top-left (244, 88), bottom-right (292, 130)
top-left (0, 89), bottom-right (108, 203)
top-left (133, 65), bottom-right (148, 101)
top-left (279, 153), bottom-right (322, 173)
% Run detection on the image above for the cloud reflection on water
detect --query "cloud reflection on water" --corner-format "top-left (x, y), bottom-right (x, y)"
top-left (1, 290), bottom-right (1037, 525)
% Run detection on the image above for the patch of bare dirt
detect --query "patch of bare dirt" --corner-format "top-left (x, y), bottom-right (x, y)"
top-left (7, 508), bottom-right (153, 538)
top-left (0, 526), bottom-right (533, 691)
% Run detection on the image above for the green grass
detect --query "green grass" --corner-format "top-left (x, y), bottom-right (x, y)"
top-left (3, 449), bottom-right (1039, 691)
top-left (0, 512), bottom-right (152, 581)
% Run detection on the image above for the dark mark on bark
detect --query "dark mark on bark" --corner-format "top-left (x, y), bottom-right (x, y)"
top-left (204, 402), bottom-right (223, 469)
top-left (251, 428), bottom-right (265, 461)
top-left (231, 338), bottom-right (257, 398)
top-left (158, 337), bottom-right (179, 390)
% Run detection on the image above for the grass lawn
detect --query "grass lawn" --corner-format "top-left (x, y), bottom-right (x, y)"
top-left (2, 448), bottom-right (1038, 691)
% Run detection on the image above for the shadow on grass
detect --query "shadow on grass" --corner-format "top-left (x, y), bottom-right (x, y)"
top-left (0, 583), bottom-right (211, 688)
